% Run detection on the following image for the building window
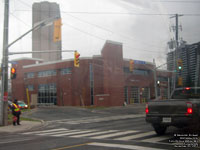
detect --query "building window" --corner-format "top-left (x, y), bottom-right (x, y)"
top-left (26, 72), bottom-right (35, 78)
top-left (38, 83), bottom-right (57, 104)
top-left (27, 85), bottom-right (34, 91)
top-left (157, 76), bottom-right (168, 82)
top-left (123, 67), bottom-right (149, 76)
top-left (61, 68), bottom-right (72, 75)
top-left (38, 70), bottom-right (57, 77)
top-left (134, 69), bottom-right (149, 76)
top-left (123, 67), bottom-right (130, 73)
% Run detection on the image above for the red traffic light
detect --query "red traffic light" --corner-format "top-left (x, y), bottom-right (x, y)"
top-left (75, 52), bottom-right (80, 58)
top-left (11, 67), bottom-right (16, 74)
top-left (11, 67), bottom-right (17, 79)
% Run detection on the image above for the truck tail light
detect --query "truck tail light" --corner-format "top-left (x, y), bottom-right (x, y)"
top-left (187, 108), bottom-right (192, 114)
top-left (186, 102), bottom-right (193, 115)
top-left (145, 103), bottom-right (149, 114)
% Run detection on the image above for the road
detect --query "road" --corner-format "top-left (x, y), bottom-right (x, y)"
top-left (0, 105), bottom-right (199, 150)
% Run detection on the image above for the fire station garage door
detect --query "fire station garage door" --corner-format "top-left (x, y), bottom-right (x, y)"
top-left (130, 87), bottom-right (139, 103)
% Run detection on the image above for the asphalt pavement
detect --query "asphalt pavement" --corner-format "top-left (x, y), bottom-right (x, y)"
top-left (0, 104), bottom-right (146, 133)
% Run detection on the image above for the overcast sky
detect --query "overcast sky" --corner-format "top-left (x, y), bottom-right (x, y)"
top-left (0, 0), bottom-right (200, 66)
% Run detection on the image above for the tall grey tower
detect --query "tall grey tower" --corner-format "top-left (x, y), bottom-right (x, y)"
top-left (32, 1), bottom-right (62, 62)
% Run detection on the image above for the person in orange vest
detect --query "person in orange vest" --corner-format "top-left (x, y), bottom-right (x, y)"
top-left (12, 99), bottom-right (21, 126)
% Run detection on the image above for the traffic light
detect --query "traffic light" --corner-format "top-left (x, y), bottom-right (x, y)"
top-left (74, 51), bottom-right (80, 67)
top-left (129, 60), bottom-right (134, 72)
top-left (178, 76), bottom-right (183, 86)
top-left (53, 18), bottom-right (62, 42)
top-left (157, 80), bottom-right (160, 87)
top-left (11, 67), bottom-right (17, 79)
top-left (177, 59), bottom-right (183, 70)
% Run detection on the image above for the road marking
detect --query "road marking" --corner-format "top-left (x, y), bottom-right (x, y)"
top-left (36, 130), bottom-right (79, 136)
top-left (22, 128), bottom-right (67, 134)
top-left (114, 131), bottom-right (155, 140)
top-left (51, 142), bottom-right (93, 150)
top-left (0, 138), bottom-right (36, 144)
top-left (70, 130), bottom-right (117, 138)
top-left (88, 142), bottom-right (167, 150)
top-left (48, 114), bottom-right (145, 124)
top-left (51, 130), bottom-right (96, 137)
top-left (142, 136), bottom-right (171, 143)
top-left (91, 130), bottom-right (139, 139)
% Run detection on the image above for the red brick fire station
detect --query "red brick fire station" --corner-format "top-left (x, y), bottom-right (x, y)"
top-left (11, 40), bottom-right (171, 107)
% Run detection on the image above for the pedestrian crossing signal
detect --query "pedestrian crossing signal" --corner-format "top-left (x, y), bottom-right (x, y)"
top-left (11, 67), bottom-right (17, 79)
top-left (74, 51), bottom-right (80, 67)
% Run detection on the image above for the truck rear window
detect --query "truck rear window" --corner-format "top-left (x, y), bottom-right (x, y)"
top-left (171, 88), bottom-right (200, 99)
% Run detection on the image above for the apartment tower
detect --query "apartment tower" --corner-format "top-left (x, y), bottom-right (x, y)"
top-left (32, 1), bottom-right (61, 62)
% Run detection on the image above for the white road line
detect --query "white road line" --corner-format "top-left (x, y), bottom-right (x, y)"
top-left (91, 130), bottom-right (139, 139)
top-left (88, 142), bottom-right (167, 150)
top-left (51, 130), bottom-right (96, 137)
top-left (70, 130), bottom-right (118, 138)
top-left (22, 128), bottom-right (67, 134)
top-left (114, 131), bottom-right (155, 140)
top-left (36, 130), bottom-right (79, 136)
top-left (48, 114), bottom-right (145, 124)
top-left (0, 138), bottom-right (36, 144)
top-left (142, 136), bottom-right (171, 143)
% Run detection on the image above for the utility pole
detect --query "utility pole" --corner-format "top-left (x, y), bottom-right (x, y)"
top-left (0, 0), bottom-right (58, 125)
top-left (0, 0), bottom-right (9, 126)
top-left (170, 14), bottom-right (183, 91)
top-left (153, 59), bottom-right (158, 99)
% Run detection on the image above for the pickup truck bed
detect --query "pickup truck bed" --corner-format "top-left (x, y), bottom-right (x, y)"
top-left (146, 87), bottom-right (200, 135)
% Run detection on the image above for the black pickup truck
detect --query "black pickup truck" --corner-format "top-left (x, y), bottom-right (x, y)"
top-left (146, 87), bottom-right (200, 135)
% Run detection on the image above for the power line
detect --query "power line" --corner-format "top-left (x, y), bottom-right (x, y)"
top-left (64, 22), bottom-right (106, 41)
top-left (10, 13), bottom-right (31, 27)
top-left (63, 14), bottom-right (166, 49)
top-left (15, 0), bottom-right (168, 50)
top-left (65, 22), bottom-right (165, 54)
top-left (153, 0), bottom-right (200, 3)
top-left (14, 0), bottom-right (177, 54)
top-left (13, 9), bottom-right (200, 16)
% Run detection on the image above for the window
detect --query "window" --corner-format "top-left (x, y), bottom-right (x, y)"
top-left (38, 83), bottom-right (57, 104)
top-left (134, 69), bottom-right (149, 76)
top-left (38, 70), bottom-right (57, 77)
top-left (26, 72), bottom-right (35, 78)
top-left (27, 85), bottom-right (34, 91)
top-left (157, 76), bottom-right (168, 82)
top-left (61, 68), bottom-right (72, 75)
top-left (123, 67), bottom-right (149, 76)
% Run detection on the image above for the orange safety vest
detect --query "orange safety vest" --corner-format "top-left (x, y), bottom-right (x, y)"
top-left (13, 103), bottom-right (20, 112)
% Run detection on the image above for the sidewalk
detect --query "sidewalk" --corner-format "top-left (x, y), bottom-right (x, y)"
top-left (0, 120), bottom-right (44, 133)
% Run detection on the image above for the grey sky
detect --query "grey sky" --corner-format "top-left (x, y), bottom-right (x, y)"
top-left (0, 0), bottom-right (200, 66)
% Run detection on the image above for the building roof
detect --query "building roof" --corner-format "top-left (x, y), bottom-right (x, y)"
top-left (106, 40), bottom-right (122, 46)
top-left (11, 57), bottom-right (43, 62)
top-left (23, 57), bottom-right (93, 69)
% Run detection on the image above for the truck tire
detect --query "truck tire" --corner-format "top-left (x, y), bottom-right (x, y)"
top-left (153, 124), bottom-right (167, 135)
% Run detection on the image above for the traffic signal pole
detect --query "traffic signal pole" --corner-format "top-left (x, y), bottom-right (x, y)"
top-left (0, 4), bottom-right (59, 125)
top-left (0, 0), bottom-right (9, 126)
